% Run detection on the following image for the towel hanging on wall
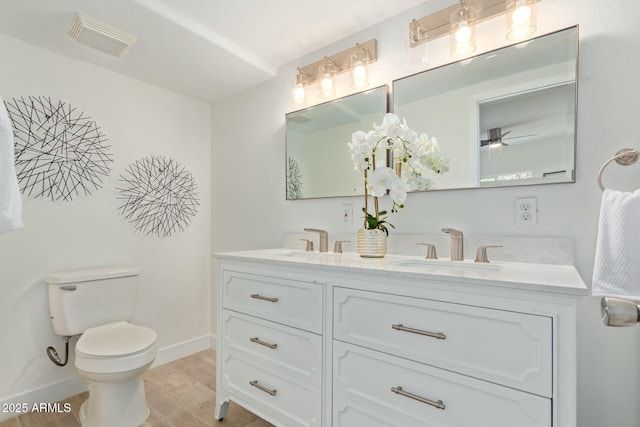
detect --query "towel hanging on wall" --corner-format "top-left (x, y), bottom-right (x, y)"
top-left (0, 95), bottom-right (22, 235)
top-left (592, 189), bottom-right (640, 299)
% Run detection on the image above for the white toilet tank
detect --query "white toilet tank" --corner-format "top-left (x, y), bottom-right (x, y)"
top-left (46, 266), bottom-right (141, 336)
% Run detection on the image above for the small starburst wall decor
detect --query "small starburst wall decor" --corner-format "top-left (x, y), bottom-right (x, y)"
top-left (117, 155), bottom-right (200, 238)
top-left (4, 96), bottom-right (113, 201)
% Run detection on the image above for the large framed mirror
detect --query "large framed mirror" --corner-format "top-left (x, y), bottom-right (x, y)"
top-left (286, 85), bottom-right (388, 199)
top-left (393, 26), bottom-right (578, 190)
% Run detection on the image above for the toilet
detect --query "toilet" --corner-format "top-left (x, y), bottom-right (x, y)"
top-left (46, 266), bottom-right (157, 427)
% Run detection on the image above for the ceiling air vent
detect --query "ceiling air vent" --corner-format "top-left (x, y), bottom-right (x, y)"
top-left (68, 13), bottom-right (137, 57)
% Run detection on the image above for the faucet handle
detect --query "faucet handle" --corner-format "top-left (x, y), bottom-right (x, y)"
top-left (416, 243), bottom-right (438, 259)
top-left (303, 228), bottom-right (329, 252)
top-left (474, 245), bottom-right (502, 263)
top-left (300, 239), bottom-right (314, 252)
top-left (333, 240), bottom-right (350, 253)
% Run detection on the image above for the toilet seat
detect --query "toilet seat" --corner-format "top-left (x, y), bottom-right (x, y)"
top-left (75, 321), bottom-right (157, 374)
top-left (77, 321), bottom-right (157, 358)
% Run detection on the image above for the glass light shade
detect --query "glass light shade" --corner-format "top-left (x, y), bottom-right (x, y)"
top-left (350, 48), bottom-right (370, 89)
top-left (292, 72), bottom-right (308, 106)
top-left (318, 61), bottom-right (336, 98)
top-left (506, 0), bottom-right (537, 41)
top-left (406, 19), bottom-right (428, 69)
top-left (450, 4), bottom-right (477, 57)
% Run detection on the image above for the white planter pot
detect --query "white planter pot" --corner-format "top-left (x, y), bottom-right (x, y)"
top-left (357, 229), bottom-right (387, 258)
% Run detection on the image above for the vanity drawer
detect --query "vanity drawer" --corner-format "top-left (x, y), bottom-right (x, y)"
top-left (333, 341), bottom-right (550, 427)
top-left (333, 287), bottom-right (552, 396)
top-left (221, 353), bottom-right (321, 427)
top-left (221, 309), bottom-right (322, 386)
top-left (222, 270), bottom-right (323, 333)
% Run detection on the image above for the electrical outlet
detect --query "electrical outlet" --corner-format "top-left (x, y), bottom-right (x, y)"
top-left (341, 204), bottom-right (353, 227)
top-left (515, 197), bottom-right (537, 226)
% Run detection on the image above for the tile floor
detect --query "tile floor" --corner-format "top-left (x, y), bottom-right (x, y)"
top-left (0, 350), bottom-right (274, 427)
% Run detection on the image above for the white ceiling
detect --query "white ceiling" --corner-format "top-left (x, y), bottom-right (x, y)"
top-left (0, 0), bottom-right (429, 104)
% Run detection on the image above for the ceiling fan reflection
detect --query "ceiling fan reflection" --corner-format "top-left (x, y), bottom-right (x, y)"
top-left (480, 127), bottom-right (538, 148)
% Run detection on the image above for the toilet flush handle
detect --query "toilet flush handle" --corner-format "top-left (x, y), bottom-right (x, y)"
top-left (60, 285), bottom-right (77, 291)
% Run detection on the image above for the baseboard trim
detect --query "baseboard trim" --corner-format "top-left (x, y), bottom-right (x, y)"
top-left (151, 333), bottom-right (212, 367)
top-left (0, 333), bottom-right (215, 422)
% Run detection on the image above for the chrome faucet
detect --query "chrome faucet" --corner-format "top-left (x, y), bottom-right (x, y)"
top-left (304, 228), bottom-right (328, 252)
top-left (441, 228), bottom-right (464, 261)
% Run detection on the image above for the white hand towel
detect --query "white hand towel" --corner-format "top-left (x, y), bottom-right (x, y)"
top-left (0, 95), bottom-right (22, 235)
top-left (592, 188), bottom-right (640, 299)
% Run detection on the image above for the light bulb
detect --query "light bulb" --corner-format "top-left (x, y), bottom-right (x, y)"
top-left (353, 62), bottom-right (366, 86)
top-left (506, 0), bottom-right (536, 41)
top-left (293, 84), bottom-right (305, 105)
top-left (321, 74), bottom-right (333, 96)
top-left (512, 5), bottom-right (532, 25)
top-left (455, 21), bottom-right (472, 43)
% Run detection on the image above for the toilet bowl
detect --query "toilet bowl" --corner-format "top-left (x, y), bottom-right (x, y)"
top-left (46, 266), bottom-right (157, 427)
top-left (75, 321), bottom-right (158, 427)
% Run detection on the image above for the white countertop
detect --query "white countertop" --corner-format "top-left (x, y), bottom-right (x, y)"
top-left (214, 248), bottom-right (588, 296)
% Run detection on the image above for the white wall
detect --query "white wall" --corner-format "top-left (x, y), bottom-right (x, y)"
top-left (0, 33), bottom-right (211, 416)
top-left (211, 1), bottom-right (640, 425)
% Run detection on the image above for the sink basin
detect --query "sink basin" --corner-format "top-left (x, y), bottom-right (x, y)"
top-left (393, 259), bottom-right (502, 272)
top-left (276, 251), bottom-right (341, 260)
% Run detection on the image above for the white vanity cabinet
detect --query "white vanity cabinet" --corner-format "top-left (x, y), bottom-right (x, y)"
top-left (215, 268), bottom-right (324, 427)
top-left (332, 287), bottom-right (552, 426)
top-left (214, 250), bottom-right (587, 427)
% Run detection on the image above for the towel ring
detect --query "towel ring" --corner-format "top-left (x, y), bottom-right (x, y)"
top-left (597, 148), bottom-right (639, 191)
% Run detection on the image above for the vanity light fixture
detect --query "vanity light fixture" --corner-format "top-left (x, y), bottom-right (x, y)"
top-left (408, 0), bottom-right (540, 58)
top-left (506, 0), bottom-right (537, 40)
top-left (291, 39), bottom-right (378, 105)
top-left (292, 68), bottom-right (310, 106)
top-left (350, 44), bottom-right (370, 89)
top-left (406, 19), bottom-right (428, 68)
top-left (450, 0), bottom-right (477, 57)
top-left (319, 57), bottom-right (337, 98)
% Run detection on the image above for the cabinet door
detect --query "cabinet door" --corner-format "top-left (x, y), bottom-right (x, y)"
top-left (222, 270), bottom-right (323, 333)
top-left (333, 341), bottom-right (551, 427)
top-left (221, 309), bottom-right (322, 385)
top-left (334, 287), bottom-right (552, 396)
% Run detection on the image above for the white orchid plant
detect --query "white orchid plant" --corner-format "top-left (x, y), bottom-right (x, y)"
top-left (347, 113), bottom-right (449, 233)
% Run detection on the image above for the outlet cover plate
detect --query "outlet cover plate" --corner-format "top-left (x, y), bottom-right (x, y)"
top-left (341, 204), bottom-right (353, 227)
top-left (515, 197), bottom-right (537, 226)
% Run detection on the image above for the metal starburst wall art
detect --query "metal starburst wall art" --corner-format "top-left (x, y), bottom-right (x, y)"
top-left (4, 95), bottom-right (113, 201)
top-left (117, 155), bottom-right (200, 238)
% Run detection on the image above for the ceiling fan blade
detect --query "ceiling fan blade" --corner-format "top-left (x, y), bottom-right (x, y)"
top-left (503, 133), bottom-right (538, 140)
top-left (500, 130), bottom-right (512, 138)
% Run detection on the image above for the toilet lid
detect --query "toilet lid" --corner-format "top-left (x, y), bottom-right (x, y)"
top-left (76, 321), bottom-right (157, 358)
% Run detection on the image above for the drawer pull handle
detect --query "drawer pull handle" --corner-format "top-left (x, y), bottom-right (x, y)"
top-left (250, 294), bottom-right (279, 303)
top-left (392, 324), bottom-right (446, 340)
top-left (250, 337), bottom-right (278, 350)
top-left (249, 380), bottom-right (277, 396)
top-left (391, 386), bottom-right (446, 410)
